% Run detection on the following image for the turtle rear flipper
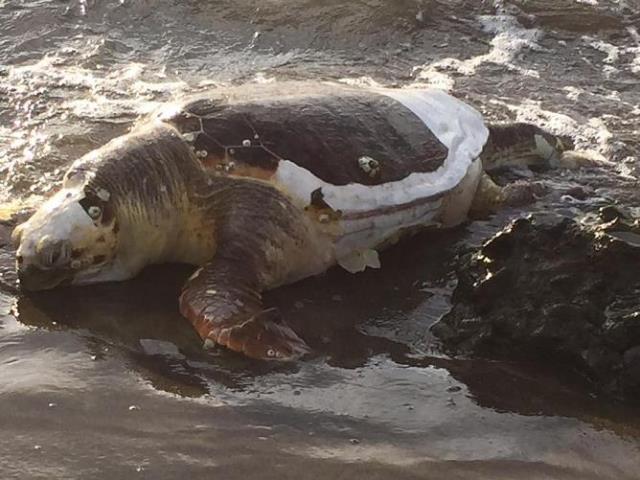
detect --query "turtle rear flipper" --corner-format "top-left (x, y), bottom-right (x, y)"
top-left (470, 173), bottom-right (549, 218)
top-left (481, 123), bottom-right (568, 171)
top-left (180, 262), bottom-right (310, 361)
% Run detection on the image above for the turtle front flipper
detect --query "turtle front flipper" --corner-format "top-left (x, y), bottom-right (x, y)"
top-left (180, 176), bottom-right (321, 361)
top-left (180, 261), bottom-right (310, 360)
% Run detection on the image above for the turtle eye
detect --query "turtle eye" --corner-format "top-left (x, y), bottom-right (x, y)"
top-left (87, 205), bottom-right (102, 220)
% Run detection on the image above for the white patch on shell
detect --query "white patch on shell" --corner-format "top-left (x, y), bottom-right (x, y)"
top-left (242, 139), bottom-right (251, 147)
top-left (273, 88), bottom-right (488, 213)
top-left (272, 88), bottom-right (487, 262)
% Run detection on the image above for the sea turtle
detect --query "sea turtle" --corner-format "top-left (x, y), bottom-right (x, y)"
top-left (10, 82), bottom-right (592, 360)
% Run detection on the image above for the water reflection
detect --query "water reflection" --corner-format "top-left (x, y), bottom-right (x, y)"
top-left (7, 224), bottom-right (640, 431)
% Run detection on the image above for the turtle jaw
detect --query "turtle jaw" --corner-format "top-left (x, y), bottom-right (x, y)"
top-left (17, 256), bottom-right (135, 291)
top-left (69, 260), bottom-right (135, 286)
top-left (17, 264), bottom-right (71, 292)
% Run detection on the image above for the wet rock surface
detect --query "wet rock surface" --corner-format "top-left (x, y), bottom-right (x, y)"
top-left (433, 210), bottom-right (640, 402)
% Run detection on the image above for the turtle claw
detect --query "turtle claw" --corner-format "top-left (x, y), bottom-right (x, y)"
top-left (211, 308), bottom-right (311, 361)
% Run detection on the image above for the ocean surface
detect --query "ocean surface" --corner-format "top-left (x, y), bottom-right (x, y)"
top-left (1, 1), bottom-right (640, 478)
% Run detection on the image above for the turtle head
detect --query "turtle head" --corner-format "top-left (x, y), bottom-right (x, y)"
top-left (13, 170), bottom-right (122, 291)
top-left (13, 123), bottom-right (205, 291)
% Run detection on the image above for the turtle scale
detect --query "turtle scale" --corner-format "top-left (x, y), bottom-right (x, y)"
top-left (160, 83), bottom-right (449, 187)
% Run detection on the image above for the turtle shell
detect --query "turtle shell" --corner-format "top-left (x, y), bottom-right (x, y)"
top-left (157, 82), bottom-right (488, 214)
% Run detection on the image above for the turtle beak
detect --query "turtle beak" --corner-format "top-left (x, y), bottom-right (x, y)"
top-left (16, 236), bottom-right (74, 291)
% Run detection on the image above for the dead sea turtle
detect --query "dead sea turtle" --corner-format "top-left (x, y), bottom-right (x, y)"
top-left (11, 82), bottom-right (592, 360)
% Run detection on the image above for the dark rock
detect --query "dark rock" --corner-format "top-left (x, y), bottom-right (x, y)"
top-left (432, 213), bottom-right (640, 403)
top-left (624, 346), bottom-right (640, 367)
top-left (564, 186), bottom-right (589, 201)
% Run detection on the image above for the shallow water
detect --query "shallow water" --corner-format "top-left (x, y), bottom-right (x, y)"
top-left (2, 0), bottom-right (640, 478)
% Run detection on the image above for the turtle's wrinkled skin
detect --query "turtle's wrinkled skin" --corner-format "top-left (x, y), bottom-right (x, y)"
top-left (11, 82), bottom-right (590, 361)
